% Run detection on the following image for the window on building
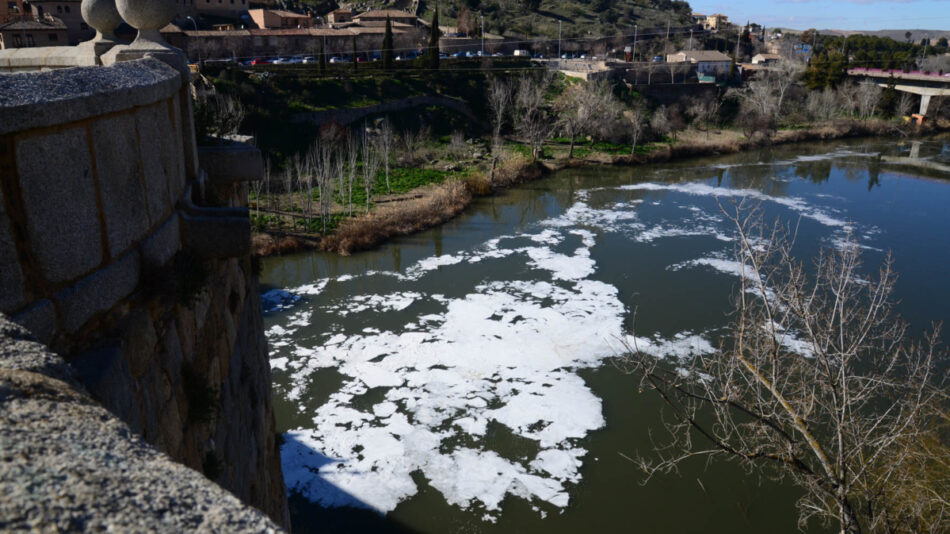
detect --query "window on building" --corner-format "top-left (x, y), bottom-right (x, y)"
top-left (56, 5), bottom-right (62, 12)
top-left (48, 33), bottom-right (58, 41)
top-left (13, 34), bottom-right (22, 47)
top-left (64, 5), bottom-right (70, 13)
top-left (26, 34), bottom-right (34, 46)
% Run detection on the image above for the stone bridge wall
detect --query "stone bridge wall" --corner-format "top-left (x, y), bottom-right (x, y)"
top-left (0, 54), bottom-right (289, 527)
top-left (292, 93), bottom-right (485, 129)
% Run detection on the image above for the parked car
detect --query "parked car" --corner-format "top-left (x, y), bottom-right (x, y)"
top-left (492, 52), bottom-right (504, 57)
top-left (302, 56), bottom-right (316, 64)
top-left (272, 57), bottom-right (290, 64)
top-left (439, 53), bottom-right (450, 59)
top-left (250, 57), bottom-right (272, 65)
top-left (328, 56), bottom-right (344, 63)
top-left (288, 56), bottom-right (305, 64)
top-left (652, 55), bottom-right (664, 62)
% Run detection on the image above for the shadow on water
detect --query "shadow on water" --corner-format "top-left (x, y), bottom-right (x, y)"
top-left (283, 434), bottom-right (420, 534)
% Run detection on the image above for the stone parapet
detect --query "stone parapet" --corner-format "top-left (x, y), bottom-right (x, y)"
top-left (0, 315), bottom-right (284, 533)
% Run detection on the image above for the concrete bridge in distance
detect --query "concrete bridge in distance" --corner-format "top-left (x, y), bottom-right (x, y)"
top-left (848, 68), bottom-right (950, 118)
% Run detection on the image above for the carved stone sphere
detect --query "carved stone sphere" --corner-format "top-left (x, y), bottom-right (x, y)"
top-left (115, 0), bottom-right (175, 32)
top-left (81, 0), bottom-right (122, 35)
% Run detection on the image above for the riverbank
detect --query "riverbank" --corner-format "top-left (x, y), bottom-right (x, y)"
top-left (252, 118), bottom-right (948, 257)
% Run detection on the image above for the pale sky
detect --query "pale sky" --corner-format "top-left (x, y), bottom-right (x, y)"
top-left (687, 0), bottom-right (950, 31)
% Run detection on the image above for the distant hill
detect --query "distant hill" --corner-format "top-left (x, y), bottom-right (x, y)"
top-left (800, 28), bottom-right (950, 42)
top-left (311, 0), bottom-right (694, 40)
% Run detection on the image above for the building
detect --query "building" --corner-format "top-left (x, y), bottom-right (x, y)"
top-left (752, 53), bottom-right (781, 65)
top-left (666, 49), bottom-right (732, 76)
top-left (0, 16), bottom-right (67, 49)
top-left (27, 0), bottom-right (91, 44)
top-left (327, 8), bottom-right (353, 24)
top-left (704, 13), bottom-right (729, 32)
top-left (0, 0), bottom-right (28, 23)
top-left (249, 9), bottom-right (312, 30)
top-left (352, 9), bottom-right (418, 27)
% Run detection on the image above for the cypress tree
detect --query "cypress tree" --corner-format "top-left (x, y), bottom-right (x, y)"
top-left (427, 7), bottom-right (441, 70)
top-left (383, 16), bottom-right (394, 70)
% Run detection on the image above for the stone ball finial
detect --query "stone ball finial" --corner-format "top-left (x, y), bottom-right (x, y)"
top-left (115, 0), bottom-right (175, 47)
top-left (81, 0), bottom-right (123, 41)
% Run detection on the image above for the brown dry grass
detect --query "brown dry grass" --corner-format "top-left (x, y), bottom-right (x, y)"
top-left (319, 180), bottom-right (473, 255)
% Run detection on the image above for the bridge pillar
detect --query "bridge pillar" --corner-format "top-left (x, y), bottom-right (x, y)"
top-left (920, 94), bottom-right (932, 116)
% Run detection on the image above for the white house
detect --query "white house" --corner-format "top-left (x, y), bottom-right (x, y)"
top-left (666, 49), bottom-right (732, 76)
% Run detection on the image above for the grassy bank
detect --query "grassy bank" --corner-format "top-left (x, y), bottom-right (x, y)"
top-left (252, 117), bottom-right (946, 258)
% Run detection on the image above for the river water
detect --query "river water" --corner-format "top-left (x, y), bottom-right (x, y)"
top-left (260, 138), bottom-right (950, 533)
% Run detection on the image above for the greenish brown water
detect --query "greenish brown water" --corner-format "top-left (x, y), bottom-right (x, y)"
top-left (261, 138), bottom-right (950, 533)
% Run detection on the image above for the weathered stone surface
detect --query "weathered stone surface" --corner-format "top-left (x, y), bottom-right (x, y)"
top-left (0, 58), bottom-right (180, 135)
top-left (181, 212), bottom-right (251, 259)
top-left (91, 112), bottom-right (151, 255)
top-left (0, 187), bottom-right (26, 313)
top-left (55, 250), bottom-right (140, 333)
top-left (16, 126), bottom-right (102, 284)
top-left (135, 102), bottom-right (177, 223)
top-left (119, 309), bottom-right (157, 379)
top-left (140, 212), bottom-right (180, 267)
top-left (198, 140), bottom-right (264, 185)
top-left (10, 299), bottom-right (56, 346)
top-left (0, 315), bottom-right (73, 385)
top-left (70, 340), bottom-right (142, 433)
top-left (0, 318), bottom-right (284, 533)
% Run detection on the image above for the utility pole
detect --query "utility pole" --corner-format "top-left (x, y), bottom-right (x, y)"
top-left (481, 12), bottom-right (484, 55)
top-left (633, 23), bottom-right (638, 62)
top-left (688, 29), bottom-right (693, 50)
top-left (666, 18), bottom-right (670, 42)
top-left (558, 20), bottom-right (561, 58)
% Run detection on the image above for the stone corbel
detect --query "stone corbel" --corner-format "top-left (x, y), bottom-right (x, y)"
top-left (179, 184), bottom-right (251, 259)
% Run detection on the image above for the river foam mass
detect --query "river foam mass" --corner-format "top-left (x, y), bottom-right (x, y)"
top-left (264, 176), bottom-right (879, 519)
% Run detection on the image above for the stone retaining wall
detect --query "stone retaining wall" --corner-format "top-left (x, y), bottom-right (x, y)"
top-left (292, 93), bottom-right (485, 129)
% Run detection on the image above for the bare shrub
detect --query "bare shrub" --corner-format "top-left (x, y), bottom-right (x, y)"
top-left (619, 205), bottom-right (948, 534)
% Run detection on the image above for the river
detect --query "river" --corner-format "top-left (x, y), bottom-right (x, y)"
top-left (260, 138), bottom-right (950, 533)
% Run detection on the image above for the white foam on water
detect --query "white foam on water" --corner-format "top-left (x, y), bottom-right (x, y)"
top-left (619, 182), bottom-right (851, 229)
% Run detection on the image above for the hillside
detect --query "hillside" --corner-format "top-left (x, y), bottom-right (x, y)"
top-left (805, 28), bottom-right (950, 42)
top-left (304, 0), bottom-right (694, 40)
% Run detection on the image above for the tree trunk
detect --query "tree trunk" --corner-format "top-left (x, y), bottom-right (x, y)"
top-left (569, 132), bottom-right (576, 159)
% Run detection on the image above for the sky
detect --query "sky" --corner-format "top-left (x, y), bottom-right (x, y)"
top-left (686, 0), bottom-right (950, 31)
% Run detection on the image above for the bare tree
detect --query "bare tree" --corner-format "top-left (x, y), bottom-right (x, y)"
top-left (686, 96), bottom-right (719, 138)
top-left (619, 206), bottom-right (947, 534)
top-left (623, 101), bottom-right (649, 156)
top-left (361, 132), bottom-right (380, 213)
top-left (487, 78), bottom-right (512, 148)
top-left (856, 81), bottom-right (882, 119)
top-left (837, 82), bottom-right (860, 119)
top-left (378, 119), bottom-right (395, 195)
top-left (650, 104), bottom-right (684, 142)
top-left (346, 133), bottom-right (359, 216)
top-left (554, 79), bottom-right (618, 158)
top-left (311, 141), bottom-right (335, 233)
top-left (514, 72), bottom-right (555, 161)
top-left (806, 88), bottom-right (838, 121)
top-left (401, 128), bottom-right (419, 182)
top-left (895, 92), bottom-right (915, 118)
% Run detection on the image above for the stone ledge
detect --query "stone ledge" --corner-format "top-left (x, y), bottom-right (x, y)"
top-left (54, 250), bottom-right (141, 334)
top-left (198, 138), bottom-right (264, 185)
top-left (0, 315), bottom-right (284, 533)
top-left (0, 46), bottom-right (99, 71)
top-left (0, 57), bottom-right (181, 135)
